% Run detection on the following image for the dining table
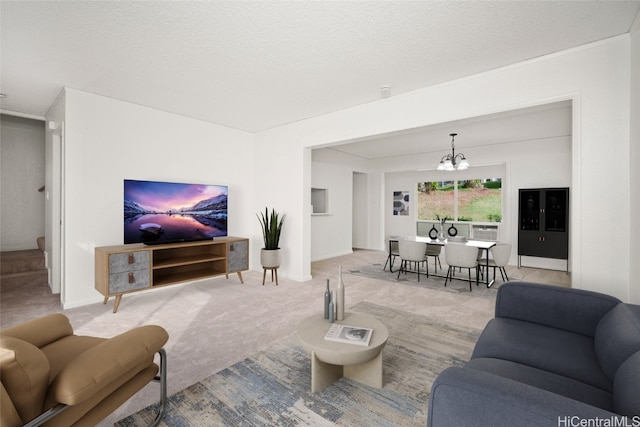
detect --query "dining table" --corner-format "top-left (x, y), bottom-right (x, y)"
top-left (387, 235), bottom-right (497, 288)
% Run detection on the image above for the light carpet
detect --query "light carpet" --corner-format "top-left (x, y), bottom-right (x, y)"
top-left (115, 301), bottom-right (481, 426)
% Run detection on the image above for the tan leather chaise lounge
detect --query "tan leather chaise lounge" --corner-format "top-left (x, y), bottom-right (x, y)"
top-left (0, 313), bottom-right (169, 427)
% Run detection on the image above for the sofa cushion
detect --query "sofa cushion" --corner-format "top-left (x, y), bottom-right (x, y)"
top-left (612, 351), bottom-right (640, 416)
top-left (495, 282), bottom-right (621, 337)
top-left (472, 318), bottom-right (611, 391)
top-left (594, 304), bottom-right (640, 381)
top-left (41, 335), bottom-right (105, 380)
top-left (1, 314), bottom-right (73, 348)
top-left (0, 336), bottom-right (50, 424)
top-left (1, 383), bottom-right (22, 427)
top-left (466, 358), bottom-right (613, 411)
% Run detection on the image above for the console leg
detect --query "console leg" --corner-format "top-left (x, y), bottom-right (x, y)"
top-left (113, 294), bottom-right (122, 313)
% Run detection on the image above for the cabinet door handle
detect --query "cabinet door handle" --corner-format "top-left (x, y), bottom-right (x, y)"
top-left (128, 253), bottom-right (135, 264)
top-left (128, 272), bottom-right (135, 283)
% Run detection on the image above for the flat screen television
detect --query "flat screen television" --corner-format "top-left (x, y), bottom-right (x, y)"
top-left (124, 179), bottom-right (228, 245)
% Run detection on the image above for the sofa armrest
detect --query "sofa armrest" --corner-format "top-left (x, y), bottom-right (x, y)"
top-left (495, 282), bottom-right (621, 336)
top-left (50, 325), bottom-right (168, 405)
top-left (428, 367), bottom-right (626, 427)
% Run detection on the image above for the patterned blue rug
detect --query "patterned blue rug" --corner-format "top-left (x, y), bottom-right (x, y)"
top-left (115, 302), bottom-right (480, 426)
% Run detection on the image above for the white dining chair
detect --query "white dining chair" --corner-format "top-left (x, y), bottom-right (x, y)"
top-left (424, 243), bottom-right (442, 273)
top-left (486, 243), bottom-right (512, 282)
top-left (397, 240), bottom-right (429, 282)
top-left (384, 237), bottom-right (399, 271)
top-left (444, 244), bottom-right (479, 291)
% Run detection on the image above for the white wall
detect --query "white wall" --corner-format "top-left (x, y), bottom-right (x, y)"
top-left (310, 148), bottom-right (367, 261)
top-left (0, 115), bottom-right (45, 251)
top-left (45, 93), bottom-right (65, 294)
top-left (256, 36), bottom-right (633, 301)
top-left (352, 171), bottom-right (368, 249)
top-left (54, 89), bottom-right (254, 308)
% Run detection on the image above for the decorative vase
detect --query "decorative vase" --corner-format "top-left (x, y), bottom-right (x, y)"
top-left (324, 279), bottom-right (330, 319)
top-left (336, 266), bottom-right (345, 321)
top-left (438, 223), bottom-right (446, 241)
top-left (429, 225), bottom-right (438, 240)
top-left (328, 291), bottom-right (335, 323)
top-left (260, 248), bottom-right (281, 268)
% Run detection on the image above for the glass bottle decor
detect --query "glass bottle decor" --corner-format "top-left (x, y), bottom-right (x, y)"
top-left (438, 217), bottom-right (447, 241)
top-left (324, 279), bottom-right (330, 319)
top-left (336, 266), bottom-right (345, 321)
top-left (328, 291), bottom-right (335, 323)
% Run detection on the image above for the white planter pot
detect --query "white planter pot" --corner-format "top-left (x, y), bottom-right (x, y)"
top-left (260, 248), bottom-right (281, 268)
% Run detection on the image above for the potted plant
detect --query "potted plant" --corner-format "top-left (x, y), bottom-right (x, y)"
top-left (257, 207), bottom-right (285, 268)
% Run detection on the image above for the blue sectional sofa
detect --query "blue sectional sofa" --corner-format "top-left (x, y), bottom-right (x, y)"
top-left (428, 282), bottom-right (640, 427)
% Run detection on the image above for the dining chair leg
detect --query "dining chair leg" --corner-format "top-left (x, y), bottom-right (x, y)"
top-left (468, 268), bottom-right (472, 292)
top-left (384, 254), bottom-right (397, 271)
top-left (500, 267), bottom-right (509, 281)
top-left (444, 266), bottom-right (452, 287)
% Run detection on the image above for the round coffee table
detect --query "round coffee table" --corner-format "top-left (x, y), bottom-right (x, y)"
top-left (296, 312), bottom-right (389, 392)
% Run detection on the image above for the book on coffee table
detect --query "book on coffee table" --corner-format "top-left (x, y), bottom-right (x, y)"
top-left (324, 324), bottom-right (373, 346)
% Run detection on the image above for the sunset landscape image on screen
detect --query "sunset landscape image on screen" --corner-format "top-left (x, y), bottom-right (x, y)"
top-left (124, 179), bottom-right (228, 244)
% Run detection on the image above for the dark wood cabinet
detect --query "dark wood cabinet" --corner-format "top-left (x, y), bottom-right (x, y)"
top-left (518, 188), bottom-right (569, 267)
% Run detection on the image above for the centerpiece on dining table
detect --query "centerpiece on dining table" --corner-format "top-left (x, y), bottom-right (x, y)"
top-left (435, 215), bottom-right (449, 241)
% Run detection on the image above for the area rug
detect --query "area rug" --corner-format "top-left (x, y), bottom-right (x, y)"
top-left (115, 301), bottom-right (481, 427)
top-left (346, 261), bottom-right (522, 299)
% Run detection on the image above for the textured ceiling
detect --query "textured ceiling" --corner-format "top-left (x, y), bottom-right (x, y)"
top-left (328, 101), bottom-right (573, 160)
top-left (1, 1), bottom-right (639, 132)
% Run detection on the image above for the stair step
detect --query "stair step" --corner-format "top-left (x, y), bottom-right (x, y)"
top-left (0, 250), bottom-right (46, 275)
top-left (1, 270), bottom-right (49, 290)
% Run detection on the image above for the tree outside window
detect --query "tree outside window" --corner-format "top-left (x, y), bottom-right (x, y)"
top-left (417, 180), bottom-right (455, 220)
top-left (418, 178), bottom-right (501, 222)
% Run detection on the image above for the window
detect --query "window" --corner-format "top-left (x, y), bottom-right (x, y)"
top-left (417, 180), bottom-right (455, 220)
top-left (417, 178), bottom-right (502, 222)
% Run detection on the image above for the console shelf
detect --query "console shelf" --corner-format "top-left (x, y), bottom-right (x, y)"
top-left (95, 237), bottom-right (248, 313)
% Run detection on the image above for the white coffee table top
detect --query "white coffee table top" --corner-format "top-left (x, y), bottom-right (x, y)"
top-left (296, 312), bottom-right (389, 366)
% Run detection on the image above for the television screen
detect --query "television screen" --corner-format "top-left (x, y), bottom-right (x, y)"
top-left (124, 179), bottom-right (228, 245)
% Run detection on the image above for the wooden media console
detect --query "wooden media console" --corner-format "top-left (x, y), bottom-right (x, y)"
top-left (95, 236), bottom-right (248, 313)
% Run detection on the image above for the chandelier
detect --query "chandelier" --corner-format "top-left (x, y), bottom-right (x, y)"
top-left (437, 133), bottom-right (470, 171)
